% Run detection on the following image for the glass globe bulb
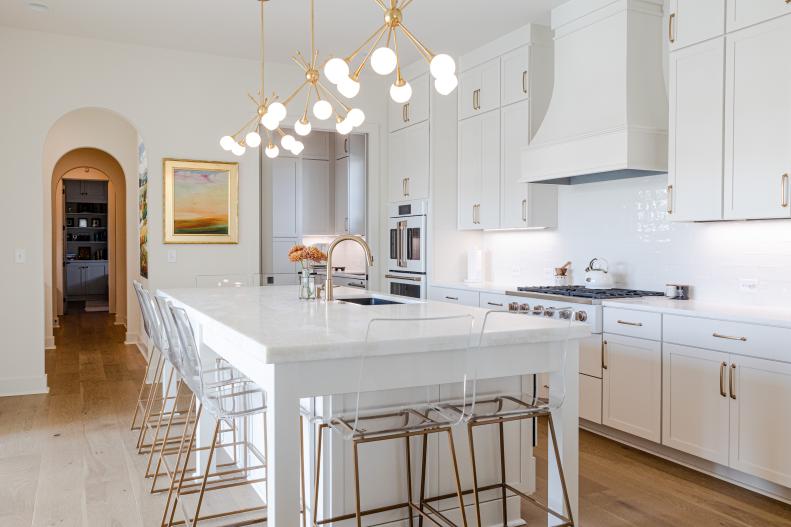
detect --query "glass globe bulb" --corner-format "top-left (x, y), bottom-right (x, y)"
top-left (336, 117), bottom-right (353, 135)
top-left (430, 53), bottom-right (456, 79)
top-left (390, 80), bottom-right (412, 103)
top-left (434, 74), bottom-right (459, 96)
top-left (265, 144), bottom-right (280, 159)
top-left (245, 131), bottom-right (262, 148)
top-left (281, 134), bottom-right (296, 150)
top-left (324, 57), bottom-right (350, 85)
top-left (312, 99), bottom-right (333, 120)
top-left (220, 135), bottom-right (235, 151)
top-left (291, 141), bottom-right (305, 155)
top-left (347, 108), bottom-right (365, 128)
top-left (261, 113), bottom-right (280, 131)
top-left (267, 102), bottom-right (287, 121)
top-left (370, 46), bottom-right (397, 75)
top-left (337, 76), bottom-right (361, 99)
top-left (294, 118), bottom-right (312, 136)
top-left (231, 142), bottom-right (246, 156)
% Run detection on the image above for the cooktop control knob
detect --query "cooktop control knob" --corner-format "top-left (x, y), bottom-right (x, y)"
top-left (508, 302), bottom-right (520, 312)
top-left (519, 303), bottom-right (530, 312)
top-left (532, 305), bottom-right (544, 315)
top-left (559, 310), bottom-right (572, 320)
top-left (574, 310), bottom-right (588, 322)
top-left (544, 308), bottom-right (556, 317)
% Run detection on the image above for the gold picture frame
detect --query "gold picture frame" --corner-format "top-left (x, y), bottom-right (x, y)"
top-left (163, 158), bottom-right (239, 244)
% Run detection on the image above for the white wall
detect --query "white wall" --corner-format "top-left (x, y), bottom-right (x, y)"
top-left (481, 174), bottom-right (791, 308)
top-left (0, 25), bottom-right (388, 396)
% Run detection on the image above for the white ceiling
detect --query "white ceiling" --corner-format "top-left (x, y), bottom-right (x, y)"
top-left (0, 0), bottom-right (564, 65)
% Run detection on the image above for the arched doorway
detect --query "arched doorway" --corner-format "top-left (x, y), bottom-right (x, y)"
top-left (42, 108), bottom-right (146, 349)
top-left (51, 151), bottom-right (126, 322)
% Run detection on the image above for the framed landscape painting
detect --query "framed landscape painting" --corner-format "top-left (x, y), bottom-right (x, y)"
top-left (163, 159), bottom-right (239, 244)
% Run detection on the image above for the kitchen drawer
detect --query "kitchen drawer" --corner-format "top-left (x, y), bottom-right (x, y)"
top-left (479, 292), bottom-right (510, 310)
top-left (428, 286), bottom-right (479, 307)
top-left (603, 308), bottom-right (662, 341)
top-left (663, 314), bottom-right (791, 363)
top-left (580, 374), bottom-right (602, 424)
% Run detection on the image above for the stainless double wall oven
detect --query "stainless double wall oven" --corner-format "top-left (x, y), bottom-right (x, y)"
top-left (386, 200), bottom-right (427, 299)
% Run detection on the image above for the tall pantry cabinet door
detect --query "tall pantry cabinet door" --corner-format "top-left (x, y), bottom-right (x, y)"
top-left (727, 0), bottom-right (791, 32)
top-left (724, 15), bottom-right (791, 220)
top-left (667, 38), bottom-right (725, 221)
top-left (478, 110), bottom-right (501, 230)
top-left (500, 101), bottom-right (531, 228)
top-left (458, 115), bottom-right (483, 230)
top-left (271, 157), bottom-right (298, 237)
top-left (601, 334), bottom-right (662, 443)
top-left (667, 0), bottom-right (726, 51)
top-left (662, 344), bottom-right (730, 465)
top-left (729, 355), bottom-right (791, 487)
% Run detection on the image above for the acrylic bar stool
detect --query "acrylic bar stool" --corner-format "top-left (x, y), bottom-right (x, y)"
top-left (311, 315), bottom-right (475, 527)
top-left (426, 308), bottom-right (577, 527)
top-left (130, 280), bottom-right (162, 433)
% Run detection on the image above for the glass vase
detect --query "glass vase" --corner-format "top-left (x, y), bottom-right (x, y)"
top-left (299, 269), bottom-right (316, 300)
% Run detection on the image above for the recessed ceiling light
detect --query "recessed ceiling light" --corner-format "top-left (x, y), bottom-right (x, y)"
top-left (27, 2), bottom-right (49, 12)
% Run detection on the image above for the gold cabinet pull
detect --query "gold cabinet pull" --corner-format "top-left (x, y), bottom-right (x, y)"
top-left (402, 178), bottom-right (407, 197)
top-left (522, 70), bottom-right (528, 94)
top-left (729, 363), bottom-right (736, 399)
top-left (521, 198), bottom-right (527, 222)
top-left (667, 184), bottom-right (673, 214)
top-left (713, 332), bottom-right (747, 342)
top-left (402, 104), bottom-right (407, 122)
top-left (405, 103), bottom-right (410, 123)
top-left (669, 12), bottom-right (676, 43)
top-left (617, 320), bottom-right (643, 327)
top-left (782, 173), bottom-right (789, 208)
top-left (445, 296), bottom-right (459, 301)
top-left (602, 340), bottom-right (608, 370)
top-left (719, 362), bottom-right (727, 398)
top-left (405, 177), bottom-right (410, 197)
top-left (472, 89), bottom-right (477, 111)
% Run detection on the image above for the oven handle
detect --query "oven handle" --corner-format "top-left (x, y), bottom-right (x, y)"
top-left (385, 274), bottom-right (424, 282)
top-left (397, 221), bottom-right (407, 267)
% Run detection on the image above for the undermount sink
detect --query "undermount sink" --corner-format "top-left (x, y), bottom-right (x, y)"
top-left (338, 297), bottom-right (403, 306)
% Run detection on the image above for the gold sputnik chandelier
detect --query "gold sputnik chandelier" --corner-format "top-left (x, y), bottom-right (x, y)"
top-left (219, 0), bottom-right (301, 158)
top-left (277, 0), bottom-right (367, 144)
top-left (323, 0), bottom-right (458, 103)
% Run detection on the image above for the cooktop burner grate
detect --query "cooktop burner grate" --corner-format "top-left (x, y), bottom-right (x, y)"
top-left (516, 286), bottom-right (664, 300)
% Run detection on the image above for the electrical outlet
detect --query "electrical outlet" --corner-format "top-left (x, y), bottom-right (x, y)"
top-left (14, 249), bottom-right (26, 264)
top-left (739, 278), bottom-right (758, 293)
top-left (167, 250), bottom-right (177, 263)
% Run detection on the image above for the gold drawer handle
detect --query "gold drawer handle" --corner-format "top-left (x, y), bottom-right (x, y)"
top-left (602, 340), bottom-right (608, 370)
top-left (445, 296), bottom-right (459, 301)
top-left (782, 173), bottom-right (789, 208)
top-left (669, 12), bottom-right (676, 43)
top-left (667, 184), bottom-right (673, 214)
top-left (617, 320), bottom-right (643, 327)
top-left (719, 362), bottom-right (727, 398)
top-left (729, 363), bottom-right (736, 400)
top-left (713, 332), bottom-right (747, 342)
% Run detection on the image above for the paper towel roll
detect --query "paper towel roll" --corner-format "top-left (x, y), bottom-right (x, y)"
top-left (465, 248), bottom-right (483, 284)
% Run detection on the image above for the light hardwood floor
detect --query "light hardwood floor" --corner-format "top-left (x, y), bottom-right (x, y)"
top-left (1, 309), bottom-right (790, 526)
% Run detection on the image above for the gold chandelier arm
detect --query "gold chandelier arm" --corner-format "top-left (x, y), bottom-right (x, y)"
top-left (393, 24), bottom-right (403, 82)
top-left (317, 81), bottom-right (351, 113)
top-left (372, 0), bottom-right (387, 11)
top-left (345, 23), bottom-right (388, 62)
top-left (302, 87), bottom-right (312, 120)
top-left (282, 80), bottom-right (310, 107)
top-left (248, 93), bottom-right (261, 107)
top-left (232, 113), bottom-right (262, 140)
top-left (352, 24), bottom-right (389, 80)
top-left (310, 0), bottom-right (316, 58)
top-left (293, 53), bottom-right (310, 72)
top-left (399, 23), bottom-right (434, 62)
top-left (399, 0), bottom-right (414, 11)
top-left (259, 0), bottom-right (266, 97)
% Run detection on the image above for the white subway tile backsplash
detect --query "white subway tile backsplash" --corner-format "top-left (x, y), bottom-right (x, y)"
top-left (483, 174), bottom-right (791, 307)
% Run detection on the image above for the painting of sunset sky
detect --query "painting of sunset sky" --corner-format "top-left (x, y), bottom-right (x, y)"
top-left (173, 169), bottom-right (230, 235)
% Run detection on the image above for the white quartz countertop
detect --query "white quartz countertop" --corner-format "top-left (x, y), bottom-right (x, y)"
top-left (160, 286), bottom-right (590, 365)
top-left (603, 297), bottom-right (791, 329)
top-left (431, 281), bottom-right (519, 295)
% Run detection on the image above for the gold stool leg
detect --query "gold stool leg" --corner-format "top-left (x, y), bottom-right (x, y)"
top-left (312, 424), bottom-right (326, 527)
top-left (145, 368), bottom-right (177, 476)
top-left (191, 419), bottom-right (223, 526)
top-left (547, 414), bottom-right (574, 526)
top-left (446, 429), bottom-right (469, 527)
top-left (163, 404), bottom-right (202, 527)
top-left (498, 422), bottom-right (508, 526)
top-left (466, 424), bottom-right (482, 527)
top-left (404, 436), bottom-right (415, 527)
top-left (300, 416), bottom-right (307, 527)
top-left (137, 354), bottom-right (165, 451)
top-left (151, 390), bottom-right (194, 494)
top-left (418, 433), bottom-right (428, 527)
top-left (353, 440), bottom-right (362, 527)
top-left (131, 349), bottom-right (157, 430)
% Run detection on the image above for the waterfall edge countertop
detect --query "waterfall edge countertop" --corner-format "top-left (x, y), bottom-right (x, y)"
top-left (159, 285), bottom-right (591, 364)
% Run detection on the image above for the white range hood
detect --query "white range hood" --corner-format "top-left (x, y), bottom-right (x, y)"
top-left (521, 0), bottom-right (668, 184)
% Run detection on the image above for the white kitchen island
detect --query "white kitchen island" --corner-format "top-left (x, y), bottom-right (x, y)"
top-left (160, 285), bottom-right (590, 526)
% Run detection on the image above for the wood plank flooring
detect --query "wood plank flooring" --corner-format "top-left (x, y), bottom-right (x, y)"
top-left (0, 309), bottom-right (789, 526)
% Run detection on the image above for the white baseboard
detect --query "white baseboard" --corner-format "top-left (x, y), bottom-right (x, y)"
top-left (0, 375), bottom-right (49, 397)
top-left (44, 336), bottom-right (56, 350)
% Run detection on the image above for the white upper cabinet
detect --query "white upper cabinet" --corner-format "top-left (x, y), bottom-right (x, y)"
top-left (388, 73), bottom-right (429, 133)
top-left (667, 0), bottom-right (726, 50)
top-left (727, 0), bottom-right (791, 32)
top-left (334, 134), bottom-right (366, 235)
top-left (458, 57), bottom-right (500, 121)
top-left (729, 355), bottom-right (791, 488)
top-left (667, 37), bottom-right (725, 222)
top-left (300, 131), bottom-right (329, 160)
top-left (501, 45), bottom-right (530, 107)
top-left (335, 133), bottom-right (349, 160)
top-left (389, 120), bottom-right (430, 202)
top-left (500, 100), bottom-right (557, 229)
top-left (662, 344), bottom-right (730, 465)
top-left (271, 157), bottom-right (299, 238)
top-left (458, 110), bottom-right (500, 230)
top-left (724, 15), bottom-right (791, 220)
top-left (301, 159), bottom-right (331, 235)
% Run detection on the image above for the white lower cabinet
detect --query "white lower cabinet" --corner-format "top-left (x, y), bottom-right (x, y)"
top-left (662, 343), bottom-right (730, 465)
top-left (579, 374), bottom-right (602, 425)
top-left (602, 334), bottom-right (662, 442)
top-left (428, 286), bottom-right (480, 307)
top-left (729, 355), bottom-right (791, 487)
top-left (478, 292), bottom-right (510, 310)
